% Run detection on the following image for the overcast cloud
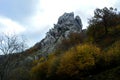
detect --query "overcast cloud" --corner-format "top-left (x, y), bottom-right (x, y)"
top-left (0, 0), bottom-right (119, 47)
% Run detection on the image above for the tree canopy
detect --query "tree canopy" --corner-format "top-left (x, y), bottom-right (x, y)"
top-left (87, 7), bottom-right (120, 41)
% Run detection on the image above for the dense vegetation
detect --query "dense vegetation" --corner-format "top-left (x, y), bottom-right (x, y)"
top-left (30, 7), bottom-right (120, 80)
top-left (0, 7), bottom-right (120, 80)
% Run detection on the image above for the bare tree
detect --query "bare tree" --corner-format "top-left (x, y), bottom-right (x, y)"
top-left (0, 33), bottom-right (27, 80)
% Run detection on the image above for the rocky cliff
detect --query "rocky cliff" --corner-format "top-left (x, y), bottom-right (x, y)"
top-left (34, 12), bottom-right (82, 54)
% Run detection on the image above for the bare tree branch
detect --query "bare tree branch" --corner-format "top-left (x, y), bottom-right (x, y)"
top-left (0, 33), bottom-right (27, 80)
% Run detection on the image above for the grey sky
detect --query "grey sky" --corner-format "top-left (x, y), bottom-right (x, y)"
top-left (0, 0), bottom-right (119, 47)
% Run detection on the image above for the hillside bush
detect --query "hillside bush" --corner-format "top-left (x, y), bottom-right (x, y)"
top-left (31, 41), bottom-right (120, 80)
top-left (104, 41), bottom-right (120, 65)
top-left (47, 56), bottom-right (60, 79)
top-left (9, 67), bottom-right (30, 80)
top-left (30, 54), bottom-right (60, 80)
top-left (57, 44), bottom-right (101, 79)
top-left (31, 61), bottom-right (48, 80)
top-left (58, 32), bottom-right (86, 51)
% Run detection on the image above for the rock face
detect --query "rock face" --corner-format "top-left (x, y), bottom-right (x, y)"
top-left (35, 12), bottom-right (82, 54)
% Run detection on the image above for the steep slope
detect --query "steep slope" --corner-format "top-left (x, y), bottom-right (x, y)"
top-left (34, 12), bottom-right (82, 54)
top-left (1, 11), bottom-right (120, 80)
top-left (0, 12), bottom-right (83, 80)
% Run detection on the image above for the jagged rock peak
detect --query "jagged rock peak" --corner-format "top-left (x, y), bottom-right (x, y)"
top-left (58, 12), bottom-right (74, 24)
top-left (35, 12), bottom-right (83, 54)
top-left (57, 12), bottom-right (82, 29)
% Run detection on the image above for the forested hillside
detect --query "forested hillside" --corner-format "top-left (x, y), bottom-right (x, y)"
top-left (0, 7), bottom-right (120, 80)
top-left (30, 7), bottom-right (120, 80)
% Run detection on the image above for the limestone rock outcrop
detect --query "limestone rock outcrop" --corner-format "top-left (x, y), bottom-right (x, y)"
top-left (35, 12), bottom-right (82, 54)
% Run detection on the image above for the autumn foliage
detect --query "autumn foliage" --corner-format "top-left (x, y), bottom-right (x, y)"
top-left (30, 7), bottom-right (120, 80)
top-left (30, 44), bottom-right (102, 80)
